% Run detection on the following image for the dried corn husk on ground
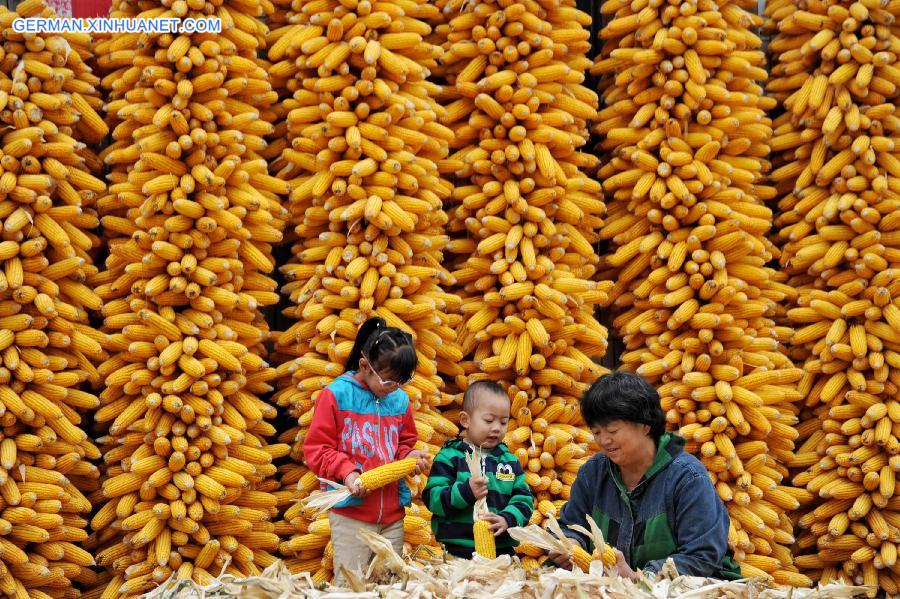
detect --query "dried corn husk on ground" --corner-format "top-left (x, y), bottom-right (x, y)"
top-left (0, 3), bottom-right (110, 597)
top-left (508, 514), bottom-right (617, 573)
top-left (765, 0), bottom-right (900, 593)
top-left (84, 0), bottom-right (291, 596)
top-left (141, 530), bottom-right (874, 599)
top-left (432, 0), bottom-right (612, 528)
top-left (264, 0), bottom-right (461, 578)
top-left (592, 0), bottom-right (811, 587)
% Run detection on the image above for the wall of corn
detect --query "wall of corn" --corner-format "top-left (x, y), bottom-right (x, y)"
top-left (0, 1), bottom-right (106, 596)
top-left (82, 0), bottom-right (291, 596)
top-left (766, 0), bottom-right (900, 594)
top-left (0, 0), bottom-right (894, 594)
top-left (262, 0), bottom-right (463, 580)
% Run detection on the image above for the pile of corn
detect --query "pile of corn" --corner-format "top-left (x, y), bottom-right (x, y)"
top-left (592, 0), bottom-right (813, 587)
top-left (0, 3), bottom-right (108, 597)
top-left (84, 0), bottom-right (291, 596)
top-left (765, 0), bottom-right (900, 593)
top-left (264, 0), bottom-right (463, 580)
top-left (431, 0), bottom-right (612, 565)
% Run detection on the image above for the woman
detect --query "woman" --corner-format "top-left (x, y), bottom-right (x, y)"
top-left (550, 371), bottom-right (742, 580)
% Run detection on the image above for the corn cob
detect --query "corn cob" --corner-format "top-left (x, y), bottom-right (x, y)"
top-left (766, 0), bottom-right (900, 593)
top-left (566, 514), bottom-right (618, 571)
top-left (572, 545), bottom-right (613, 572)
top-left (0, 3), bottom-right (109, 596)
top-left (85, 0), bottom-right (290, 595)
top-left (473, 519), bottom-right (496, 559)
top-left (298, 458), bottom-right (422, 516)
top-left (592, 0), bottom-right (811, 586)
top-left (265, 0), bottom-right (458, 575)
top-left (431, 0), bottom-right (613, 539)
top-left (359, 459), bottom-right (419, 491)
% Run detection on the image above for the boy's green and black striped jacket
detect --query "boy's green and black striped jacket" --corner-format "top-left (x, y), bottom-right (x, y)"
top-left (423, 438), bottom-right (534, 557)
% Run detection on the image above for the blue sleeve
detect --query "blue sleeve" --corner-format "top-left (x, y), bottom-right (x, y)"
top-left (558, 460), bottom-right (597, 551)
top-left (642, 469), bottom-right (731, 577)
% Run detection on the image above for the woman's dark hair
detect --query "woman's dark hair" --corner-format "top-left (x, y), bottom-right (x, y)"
top-left (345, 317), bottom-right (417, 383)
top-left (580, 371), bottom-right (666, 442)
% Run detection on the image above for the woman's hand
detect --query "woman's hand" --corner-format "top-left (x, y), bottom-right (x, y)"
top-left (613, 549), bottom-right (637, 579)
top-left (548, 549), bottom-right (574, 569)
top-left (406, 450), bottom-right (431, 474)
top-left (482, 513), bottom-right (508, 536)
top-left (548, 538), bottom-right (590, 569)
top-left (344, 472), bottom-right (368, 497)
top-left (468, 474), bottom-right (488, 500)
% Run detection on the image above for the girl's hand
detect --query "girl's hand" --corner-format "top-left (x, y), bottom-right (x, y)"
top-left (613, 549), bottom-right (637, 580)
top-left (344, 472), bottom-right (368, 498)
top-left (483, 513), bottom-right (508, 536)
top-left (468, 475), bottom-right (488, 500)
top-left (406, 450), bottom-right (431, 474)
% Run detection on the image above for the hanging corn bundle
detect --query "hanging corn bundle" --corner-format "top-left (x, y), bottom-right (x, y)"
top-left (431, 0), bottom-right (613, 539)
top-left (765, 0), bottom-right (900, 593)
top-left (0, 1), bottom-right (108, 597)
top-left (592, 0), bottom-right (812, 587)
top-left (84, 0), bottom-right (291, 595)
top-left (264, 0), bottom-right (462, 580)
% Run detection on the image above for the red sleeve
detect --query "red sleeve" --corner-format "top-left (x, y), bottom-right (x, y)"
top-left (396, 401), bottom-right (419, 459)
top-left (302, 389), bottom-right (358, 483)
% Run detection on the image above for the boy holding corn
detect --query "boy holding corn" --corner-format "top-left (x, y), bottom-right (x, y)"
top-left (423, 381), bottom-right (534, 559)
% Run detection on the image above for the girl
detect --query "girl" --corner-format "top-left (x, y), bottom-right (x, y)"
top-left (303, 317), bottom-right (430, 585)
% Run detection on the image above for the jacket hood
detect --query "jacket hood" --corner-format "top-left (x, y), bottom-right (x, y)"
top-left (337, 371), bottom-right (402, 400)
top-left (610, 432), bottom-right (685, 496)
top-left (338, 372), bottom-right (365, 389)
top-left (644, 432), bottom-right (684, 480)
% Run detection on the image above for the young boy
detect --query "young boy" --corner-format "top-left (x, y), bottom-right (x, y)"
top-left (423, 381), bottom-right (534, 558)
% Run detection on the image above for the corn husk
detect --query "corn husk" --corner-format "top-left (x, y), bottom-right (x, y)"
top-left (298, 477), bottom-right (356, 515)
top-left (464, 445), bottom-right (489, 520)
top-left (567, 518), bottom-right (611, 561)
top-left (507, 515), bottom-right (610, 574)
top-left (143, 531), bottom-right (872, 599)
top-left (507, 519), bottom-right (572, 556)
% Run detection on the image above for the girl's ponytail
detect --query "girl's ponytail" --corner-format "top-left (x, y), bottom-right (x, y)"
top-left (345, 317), bottom-right (386, 372)
top-left (345, 317), bottom-right (418, 383)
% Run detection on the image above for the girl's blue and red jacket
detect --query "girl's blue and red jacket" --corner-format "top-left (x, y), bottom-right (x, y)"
top-left (303, 372), bottom-right (418, 525)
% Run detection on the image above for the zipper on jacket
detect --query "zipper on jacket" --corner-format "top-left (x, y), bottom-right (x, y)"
top-left (376, 397), bottom-right (384, 524)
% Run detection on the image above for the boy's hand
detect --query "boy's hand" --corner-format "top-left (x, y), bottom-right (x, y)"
top-left (483, 513), bottom-right (508, 536)
top-left (468, 475), bottom-right (488, 500)
top-left (344, 472), bottom-right (368, 498)
top-left (406, 450), bottom-right (431, 474)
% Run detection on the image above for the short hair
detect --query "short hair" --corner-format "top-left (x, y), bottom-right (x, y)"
top-left (462, 381), bottom-right (508, 414)
top-left (580, 371), bottom-right (666, 442)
